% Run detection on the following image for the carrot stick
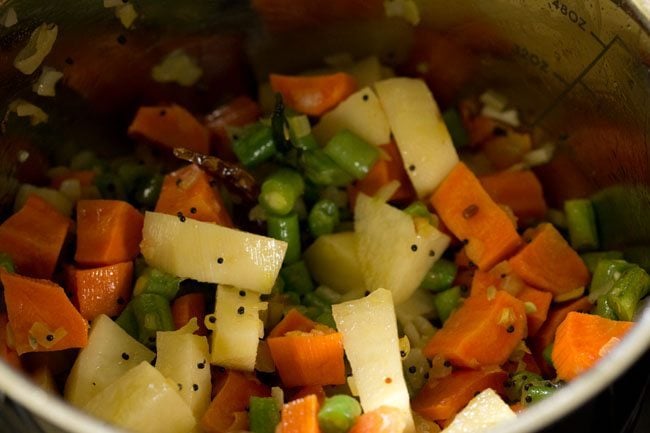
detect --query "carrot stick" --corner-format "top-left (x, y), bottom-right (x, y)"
top-left (128, 104), bottom-right (211, 154)
top-left (430, 162), bottom-right (521, 270)
top-left (268, 308), bottom-right (317, 338)
top-left (201, 370), bottom-right (270, 433)
top-left (155, 164), bottom-right (233, 227)
top-left (68, 261), bottom-right (133, 321)
top-left (267, 328), bottom-right (346, 387)
top-left (479, 170), bottom-right (547, 221)
top-left (1, 270), bottom-right (88, 355)
top-left (348, 406), bottom-right (406, 433)
top-left (205, 96), bottom-right (262, 161)
top-left (412, 368), bottom-right (507, 422)
top-left (529, 296), bottom-right (593, 376)
top-left (348, 141), bottom-right (415, 207)
top-left (423, 290), bottom-right (527, 368)
top-left (171, 293), bottom-right (208, 336)
top-left (75, 200), bottom-right (144, 267)
top-left (50, 170), bottom-right (96, 189)
top-left (270, 73), bottom-right (357, 116)
top-left (0, 195), bottom-right (71, 279)
top-left (516, 286), bottom-right (552, 337)
top-left (281, 394), bottom-right (320, 433)
top-left (509, 223), bottom-right (589, 295)
top-left (552, 312), bottom-right (633, 381)
top-left (0, 313), bottom-right (22, 370)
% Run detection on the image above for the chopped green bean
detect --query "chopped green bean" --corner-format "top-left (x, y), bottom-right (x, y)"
top-left (403, 201), bottom-right (431, 219)
top-left (315, 310), bottom-right (337, 329)
top-left (249, 397), bottom-right (280, 433)
top-left (318, 395), bottom-right (362, 433)
top-left (0, 252), bottom-right (15, 273)
top-left (589, 259), bottom-right (634, 301)
top-left (232, 123), bottom-right (277, 167)
top-left (564, 199), bottom-right (599, 251)
top-left (115, 302), bottom-right (139, 339)
top-left (594, 295), bottom-right (618, 320)
top-left (434, 286), bottom-right (462, 323)
top-left (117, 162), bottom-right (154, 194)
top-left (94, 172), bottom-right (127, 200)
top-left (309, 199), bottom-right (340, 237)
top-left (580, 251), bottom-right (623, 274)
top-left (259, 168), bottom-right (305, 216)
top-left (419, 259), bottom-right (457, 292)
top-left (323, 130), bottom-right (379, 180)
top-left (442, 108), bottom-right (469, 149)
top-left (133, 267), bottom-right (183, 300)
top-left (267, 212), bottom-right (301, 264)
top-left (131, 293), bottom-right (174, 348)
top-left (301, 149), bottom-right (355, 187)
top-left (288, 114), bottom-right (318, 151)
top-left (303, 292), bottom-right (331, 311)
top-left (605, 265), bottom-right (650, 321)
top-left (280, 260), bottom-right (314, 295)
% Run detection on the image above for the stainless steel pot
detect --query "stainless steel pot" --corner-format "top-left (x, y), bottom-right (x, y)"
top-left (0, 1), bottom-right (649, 432)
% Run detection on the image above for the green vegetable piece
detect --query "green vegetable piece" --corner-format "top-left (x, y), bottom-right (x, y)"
top-left (303, 292), bottom-right (331, 311)
top-left (504, 371), bottom-right (543, 402)
top-left (131, 293), bottom-right (174, 348)
top-left (442, 108), bottom-right (469, 148)
top-left (280, 260), bottom-right (315, 295)
top-left (133, 267), bottom-right (183, 300)
top-left (308, 199), bottom-right (340, 237)
top-left (419, 259), bottom-right (457, 292)
top-left (133, 174), bottom-right (163, 208)
top-left (323, 130), bottom-right (379, 180)
top-left (117, 162), bottom-right (154, 195)
top-left (115, 302), bottom-right (139, 339)
top-left (249, 397), bottom-right (280, 433)
top-left (589, 259), bottom-right (634, 301)
top-left (520, 381), bottom-right (559, 405)
top-left (606, 265), bottom-right (650, 321)
top-left (301, 149), bottom-right (355, 187)
top-left (542, 343), bottom-right (554, 368)
top-left (623, 245), bottom-right (650, 273)
top-left (317, 395), bottom-right (362, 433)
top-left (580, 251), bottom-right (623, 274)
top-left (267, 212), bottom-right (301, 264)
top-left (594, 295), bottom-right (618, 320)
top-left (564, 199), bottom-right (599, 251)
top-left (403, 201), bottom-right (432, 219)
top-left (288, 115), bottom-right (318, 151)
top-left (434, 286), bottom-right (462, 323)
top-left (0, 252), bottom-right (15, 273)
top-left (232, 123), bottom-right (277, 167)
top-left (94, 172), bottom-right (127, 200)
top-left (315, 310), bottom-right (337, 329)
top-left (70, 150), bottom-right (104, 171)
top-left (260, 168), bottom-right (305, 216)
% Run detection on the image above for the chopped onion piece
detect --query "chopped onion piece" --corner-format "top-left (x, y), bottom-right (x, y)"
top-left (14, 23), bottom-right (58, 75)
top-left (271, 387), bottom-right (284, 409)
top-left (32, 66), bottom-right (63, 97)
top-left (479, 90), bottom-right (508, 112)
top-left (1, 7), bottom-right (17, 28)
top-left (384, 0), bottom-right (421, 25)
top-left (115, 3), bottom-right (137, 29)
top-left (523, 142), bottom-right (556, 167)
top-left (481, 105), bottom-right (520, 127)
top-left (8, 99), bottom-right (48, 125)
top-left (151, 49), bottom-right (203, 87)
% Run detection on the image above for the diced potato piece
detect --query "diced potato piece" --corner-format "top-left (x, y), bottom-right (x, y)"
top-left (84, 362), bottom-right (196, 433)
top-left (332, 289), bottom-right (414, 433)
top-left (209, 285), bottom-right (267, 371)
top-left (141, 212), bottom-right (287, 294)
top-left (156, 320), bottom-right (211, 419)
top-left (374, 78), bottom-right (458, 198)
top-left (313, 87), bottom-right (390, 147)
top-left (303, 231), bottom-right (366, 294)
top-left (64, 314), bottom-right (155, 407)
top-left (355, 193), bottom-right (450, 304)
top-left (441, 388), bottom-right (516, 433)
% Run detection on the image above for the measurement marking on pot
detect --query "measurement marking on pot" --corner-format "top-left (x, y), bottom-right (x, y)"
top-left (553, 72), bottom-right (568, 85)
top-left (590, 31), bottom-right (606, 47)
top-left (513, 44), bottom-right (549, 73)
top-left (548, 0), bottom-right (587, 31)
top-left (532, 36), bottom-right (618, 126)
